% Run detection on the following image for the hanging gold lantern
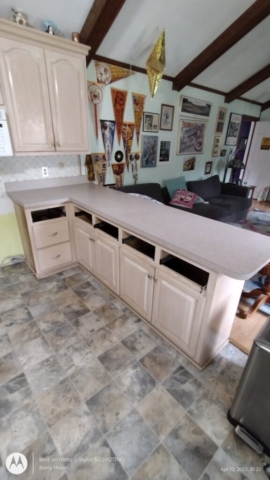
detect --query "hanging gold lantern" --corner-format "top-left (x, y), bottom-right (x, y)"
top-left (146, 29), bottom-right (166, 98)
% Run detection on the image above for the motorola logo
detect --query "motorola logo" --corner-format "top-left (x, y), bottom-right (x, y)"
top-left (6, 453), bottom-right (28, 475)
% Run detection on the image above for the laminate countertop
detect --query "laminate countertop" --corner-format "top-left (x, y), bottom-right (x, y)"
top-left (7, 181), bottom-right (270, 280)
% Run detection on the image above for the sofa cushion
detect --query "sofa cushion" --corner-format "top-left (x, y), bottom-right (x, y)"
top-left (209, 195), bottom-right (251, 213)
top-left (165, 176), bottom-right (187, 199)
top-left (187, 175), bottom-right (221, 200)
top-left (115, 183), bottom-right (165, 203)
top-left (169, 190), bottom-right (198, 208)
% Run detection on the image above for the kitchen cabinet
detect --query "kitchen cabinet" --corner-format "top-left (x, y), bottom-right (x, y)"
top-left (120, 248), bottom-right (155, 321)
top-left (0, 18), bottom-right (89, 154)
top-left (95, 233), bottom-right (119, 295)
top-left (74, 221), bottom-right (95, 274)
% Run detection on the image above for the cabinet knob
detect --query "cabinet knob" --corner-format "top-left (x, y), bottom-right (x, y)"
top-left (89, 237), bottom-right (95, 242)
top-left (148, 274), bottom-right (153, 279)
top-left (52, 254), bottom-right (61, 259)
top-left (48, 232), bottom-right (58, 237)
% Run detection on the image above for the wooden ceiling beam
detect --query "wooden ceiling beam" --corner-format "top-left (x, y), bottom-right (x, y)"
top-left (173, 0), bottom-right (270, 92)
top-left (261, 99), bottom-right (270, 111)
top-left (80, 0), bottom-right (127, 66)
top-left (225, 64), bottom-right (270, 103)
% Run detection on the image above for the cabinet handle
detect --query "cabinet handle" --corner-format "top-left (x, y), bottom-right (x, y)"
top-left (89, 237), bottom-right (95, 242)
top-left (56, 142), bottom-right (60, 147)
top-left (48, 232), bottom-right (58, 237)
top-left (148, 274), bottom-right (153, 279)
top-left (52, 254), bottom-right (61, 259)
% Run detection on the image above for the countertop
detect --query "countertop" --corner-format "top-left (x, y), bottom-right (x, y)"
top-left (7, 181), bottom-right (270, 280)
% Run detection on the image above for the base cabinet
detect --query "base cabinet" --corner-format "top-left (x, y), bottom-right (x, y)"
top-left (95, 234), bottom-right (119, 295)
top-left (75, 223), bottom-right (95, 274)
top-left (151, 269), bottom-right (206, 357)
top-left (120, 248), bottom-right (154, 321)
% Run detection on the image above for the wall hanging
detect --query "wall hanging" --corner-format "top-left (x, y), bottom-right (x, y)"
top-left (111, 88), bottom-right (128, 144)
top-left (141, 135), bottom-right (158, 168)
top-left (132, 93), bottom-right (146, 144)
top-left (122, 123), bottom-right (135, 172)
top-left (183, 157), bottom-right (196, 171)
top-left (87, 82), bottom-right (104, 139)
top-left (214, 106), bottom-right (227, 135)
top-left (92, 153), bottom-right (107, 185)
top-left (143, 112), bottom-right (159, 133)
top-left (95, 61), bottom-right (135, 85)
top-left (158, 139), bottom-right (172, 165)
top-left (177, 119), bottom-right (207, 155)
top-left (112, 163), bottom-right (125, 187)
top-left (146, 29), bottom-right (165, 98)
top-left (100, 120), bottom-right (116, 167)
top-left (160, 104), bottom-right (174, 131)
top-left (179, 96), bottom-right (211, 119)
top-left (225, 113), bottom-right (242, 146)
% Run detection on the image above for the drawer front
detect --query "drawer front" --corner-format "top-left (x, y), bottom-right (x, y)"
top-left (33, 220), bottom-right (70, 249)
top-left (37, 242), bottom-right (72, 271)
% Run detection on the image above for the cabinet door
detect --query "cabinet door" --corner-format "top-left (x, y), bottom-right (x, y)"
top-left (120, 249), bottom-right (154, 321)
top-left (45, 50), bottom-right (89, 152)
top-left (75, 225), bottom-right (95, 273)
top-left (95, 234), bottom-right (119, 294)
top-left (0, 38), bottom-right (54, 152)
top-left (152, 269), bottom-right (205, 358)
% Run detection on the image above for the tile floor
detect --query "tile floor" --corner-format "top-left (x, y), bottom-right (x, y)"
top-left (0, 262), bottom-right (268, 479)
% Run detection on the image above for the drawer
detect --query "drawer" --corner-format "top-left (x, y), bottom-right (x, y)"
top-left (37, 242), bottom-right (72, 271)
top-left (33, 219), bottom-right (70, 249)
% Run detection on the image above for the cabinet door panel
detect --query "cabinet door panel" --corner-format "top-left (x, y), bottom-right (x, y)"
top-left (120, 249), bottom-right (154, 321)
top-left (95, 235), bottom-right (119, 294)
top-left (45, 50), bottom-right (88, 152)
top-left (152, 270), bottom-right (205, 357)
top-left (75, 225), bottom-right (95, 273)
top-left (0, 38), bottom-right (54, 152)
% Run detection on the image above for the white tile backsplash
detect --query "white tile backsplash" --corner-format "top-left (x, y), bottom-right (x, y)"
top-left (0, 155), bottom-right (81, 214)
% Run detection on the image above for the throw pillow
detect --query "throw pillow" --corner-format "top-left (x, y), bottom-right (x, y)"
top-left (169, 190), bottom-right (198, 209)
top-left (165, 176), bottom-right (187, 199)
top-left (194, 195), bottom-right (208, 204)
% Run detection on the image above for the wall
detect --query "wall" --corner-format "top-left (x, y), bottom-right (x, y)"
top-left (0, 155), bottom-right (80, 263)
top-left (260, 108), bottom-right (270, 121)
top-left (87, 61), bottom-right (261, 187)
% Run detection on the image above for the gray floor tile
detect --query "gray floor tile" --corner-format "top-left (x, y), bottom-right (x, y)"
top-left (35, 310), bottom-right (68, 334)
top-left (45, 323), bottom-right (79, 352)
top-left (132, 444), bottom-right (190, 480)
top-left (115, 362), bottom-right (157, 405)
top-left (86, 381), bottom-right (133, 433)
top-left (121, 329), bottom-right (156, 359)
top-left (162, 365), bottom-right (205, 409)
top-left (93, 303), bottom-right (123, 324)
top-left (83, 292), bottom-right (106, 311)
top-left (0, 397), bottom-right (46, 462)
top-left (0, 352), bottom-right (22, 385)
top-left (8, 320), bottom-right (41, 348)
top-left (67, 437), bottom-right (128, 480)
top-left (0, 373), bottom-right (32, 420)
top-left (84, 327), bottom-right (119, 356)
top-left (16, 336), bottom-right (54, 369)
top-left (36, 377), bottom-right (81, 427)
top-left (52, 289), bottom-right (81, 309)
top-left (207, 365), bottom-right (242, 410)
top-left (63, 272), bottom-right (89, 288)
top-left (21, 288), bottom-right (51, 307)
top-left (106, 313), bottom-right (142, 340)
top-left (71, 311), bottom-right (106, 336)
top-left (140, 344), bottom-right (181, 382)
top-left (200, 448), bottom-right (250, 480)
top-left (70, 357), bottom-right (111, 401)
top-left (60, 299), bottom-right (89, 322)
top-left (57, 340), bottom-right (94, 375)
top-left (28, 300), bottom-right (58, 319)
top-left (106, 409), bottom-right (159, 477)
top-left (137, 384), bottom-right (185, 440)
top-left (72, 281), bottom-right (96, 298)
top-left (0, 334), bottom-right (12, 358)
top-left (0, 293), bottom-right (24, 314)
top-left (98, 343), bottom-right (136, 378)
top-left (164, 414), bottom-right (218, 480)
top-left (50, 403), bottom-right (102, 460)
top-left (188, 391), bottom-right (232, 446)
top-left (25, 355), bottom-right (67, 394)
top-left (0, 306), bottom-right (33, 332)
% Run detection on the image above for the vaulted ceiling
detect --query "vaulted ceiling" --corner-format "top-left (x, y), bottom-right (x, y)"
top-left (1, 0), bottom-right (270, 109)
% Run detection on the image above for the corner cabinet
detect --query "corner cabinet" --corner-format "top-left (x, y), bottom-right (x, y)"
top-left (0, 18), bottom-right (89, 154)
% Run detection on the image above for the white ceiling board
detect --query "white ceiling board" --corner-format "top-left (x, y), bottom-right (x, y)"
top-left (0, 0), bottom-right (94, 38)
top-left (97, 0), bottom-right (255, 77)
top-left (243, 78), bottom-right (270, 103)
top-left (195, 18), bottom-right (270, 93)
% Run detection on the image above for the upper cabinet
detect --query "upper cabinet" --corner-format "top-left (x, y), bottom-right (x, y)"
top-left (0, 19), bottom-right (89, 154)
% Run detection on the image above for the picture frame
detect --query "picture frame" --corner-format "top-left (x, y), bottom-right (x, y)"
top-left (176, 118), bottom-right (208, 155)
top-left (225, 113), bottom-right (242, 146)
top-left (214, 106), bottom-right (227, 135)
top-left (160, 104), bottom-right (174, 131)
top-left (205, 161), bottom-right (213, 175)
top-left (212, 135), bottom-right (222, 157)
top-left (143, 112), bottom-right (159, 133)
top-left (141, 135), bottom-right (158, 168)
top-left (183, 157), bottom-right (196, 171)
top-left (158, 139), bottom-right (172, 165)
top-left (179, 95), bottom-right (212, 119)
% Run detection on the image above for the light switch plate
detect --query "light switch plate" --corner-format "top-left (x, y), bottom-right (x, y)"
top-left (42, 167), bottom-right (48, 177)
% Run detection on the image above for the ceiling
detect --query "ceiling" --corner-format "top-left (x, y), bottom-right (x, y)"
top-left (0, 0), bottom-right (269, 106)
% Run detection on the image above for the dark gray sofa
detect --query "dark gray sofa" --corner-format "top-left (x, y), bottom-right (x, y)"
top-left (115, 175), bottom-right (252, 223)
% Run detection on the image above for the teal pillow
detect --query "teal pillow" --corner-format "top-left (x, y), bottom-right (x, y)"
top-left (165, 176), bottom-right (187, 199)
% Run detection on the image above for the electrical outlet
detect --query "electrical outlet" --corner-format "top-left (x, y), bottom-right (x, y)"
top-left (42, 167), bottom-right (48, 177)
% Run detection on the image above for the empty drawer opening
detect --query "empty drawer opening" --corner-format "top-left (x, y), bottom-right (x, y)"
top-left (160, 254), bottom-right (209, 287)
top-left (31, 206), bottom-right (66, 223)
top-left (94, 219), bottom-right (118, 239)
top-left (122, 234), bottom-right (155, 260)
top-left (74, 207), bottom-right (92, 225)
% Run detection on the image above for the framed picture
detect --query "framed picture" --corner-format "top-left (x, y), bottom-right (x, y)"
top-left (225, 113), bottom-right (242, 146)
top-left (141, 135), bottom-right (158, 168)
top-left (158, 139), bottom-right (172, 165)
top-left (143, 112), bottom-right (159, 133)
top-left (214, 106), bottom-right (227, 134)
top-left (160, 104), bottom-right (174, 131)
top-left (183, 157), bottom-right (196, 171)
top-left (176, 118), bottom-right (208, 155)
top-left (205, 161), bottom-right (213, 175)
top-left (212, 135), bottom-right (222, 157)
top-left (239, 137), bottom-right (248, 150)
top-left (179, 95), bottom-right (212, 119)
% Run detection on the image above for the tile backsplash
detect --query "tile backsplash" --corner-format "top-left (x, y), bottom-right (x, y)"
top-left (0, 155), bottom-right (81, 215)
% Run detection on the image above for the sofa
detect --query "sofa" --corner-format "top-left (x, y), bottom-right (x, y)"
top-left (115, 175), bottom-right (252, 223)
